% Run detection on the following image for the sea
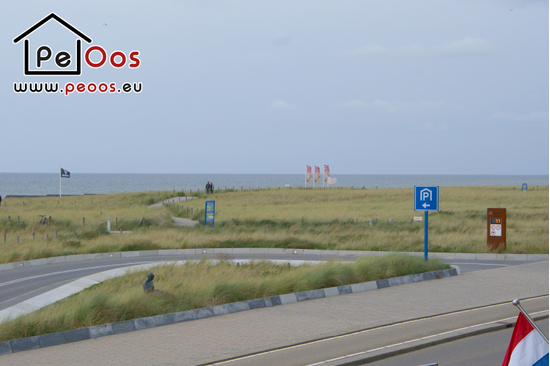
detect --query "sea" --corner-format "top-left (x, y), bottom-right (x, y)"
top-left (0, 173), bottom-right (547, 197)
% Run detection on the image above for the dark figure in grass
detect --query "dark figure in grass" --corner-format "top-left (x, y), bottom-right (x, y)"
top-left (210, 182), bottom-right (214, 194)
top-left (143, 272), bottom-right (164, 293)
top-left (206, 182), bottom-right (211, 194)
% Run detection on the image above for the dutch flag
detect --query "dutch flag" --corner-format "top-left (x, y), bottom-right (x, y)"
top-left (502, 312), bottom-right (549, 366)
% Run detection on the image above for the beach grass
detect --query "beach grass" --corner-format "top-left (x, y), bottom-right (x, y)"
top-left (0, 254), bottom-right (449, 341)
top-left (0, 185), bottom-right (547, 263)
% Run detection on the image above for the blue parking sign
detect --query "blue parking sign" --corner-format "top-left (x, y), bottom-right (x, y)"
top-left (414, 186), bottom-right (439, 211)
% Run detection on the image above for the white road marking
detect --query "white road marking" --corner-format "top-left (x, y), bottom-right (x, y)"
top-left (207, 296), bottom-right (549, 365)
top-left (455, 262), bottom-right (510, 267)
top-left (305, 310), bottom-right (549, 365)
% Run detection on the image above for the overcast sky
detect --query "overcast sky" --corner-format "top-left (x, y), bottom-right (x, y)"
top-left (1, 1), bottom-right (548, 175)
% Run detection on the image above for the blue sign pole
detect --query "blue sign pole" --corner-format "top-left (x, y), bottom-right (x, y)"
top-left (424, 211), bottom-right (428, 261)
top-left (414, 186), bottom-right (439, 262)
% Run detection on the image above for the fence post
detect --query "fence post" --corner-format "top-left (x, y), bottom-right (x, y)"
top-left (3, 234), bottom-right (5, 243)
top-left (115, 217), bottom-right (118, 230)
top-left (74, 228), bottom-right (77, 239)
top-left (55, 230), bottom-right (58, 239)
top-left (17, 236), bottom-right (19, 244)
top-left (33, 232), bottom-right (35, 240)
top-left (83, 217), bottom-right (85, 228)
top-left (46, 234), bottom-right (48, 243)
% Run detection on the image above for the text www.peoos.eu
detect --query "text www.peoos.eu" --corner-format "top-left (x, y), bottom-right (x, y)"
top-left (13, 82), bottom-right (142, 96)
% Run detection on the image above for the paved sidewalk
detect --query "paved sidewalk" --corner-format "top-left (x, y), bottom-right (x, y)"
top-left (149, 196), bottom-right (195, 208)
top-left (1, 261), bottom-right (547, 366)
top-left (149, 196), bottom-right (199, 226)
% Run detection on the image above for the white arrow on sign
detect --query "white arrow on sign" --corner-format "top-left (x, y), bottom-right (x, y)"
top-left (422, 203), bottom-right (430, 208)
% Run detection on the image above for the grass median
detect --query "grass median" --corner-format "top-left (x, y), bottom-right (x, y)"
top-left (0, 185), bottom-right (547, 263)
top-left (0, 254), bottom-right (449, 341)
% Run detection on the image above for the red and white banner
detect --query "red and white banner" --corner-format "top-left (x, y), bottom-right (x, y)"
top-left (324, 165), bottom-right (330, 182)
top-left (306, 165), bottom-right (312, 183)
top-left (314, 166), bottom-right (320, 183)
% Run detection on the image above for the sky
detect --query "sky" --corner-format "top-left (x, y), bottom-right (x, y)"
top-left (1, 0), bottom-right (548, 175)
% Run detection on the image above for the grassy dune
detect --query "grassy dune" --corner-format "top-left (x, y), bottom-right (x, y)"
top-left (0, 254), bottom-right (449, 341)
top-left (0, 185), bottom-right (547, 262)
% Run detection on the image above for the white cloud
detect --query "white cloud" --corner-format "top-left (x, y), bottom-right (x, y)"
top-left (351, 38), bottom-right (495, 58)
top-left (336, 99), bottom-right (446, 112)
top-left (245, 52), bottom-right (279, 60)
top-left (270, 99), bottom-right (296, 110)
top-left (335, 100), bottom-right (370, 108)
top-left (273, 35), bottom-right (293, 47)
top-left (488, 111), bottom-right (549, 122)
top-left (351, 44), bottom-right (393, 56)
top-left (431, 37), bottom-right (495, 56)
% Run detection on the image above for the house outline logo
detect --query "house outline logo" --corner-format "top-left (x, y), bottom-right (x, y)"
top-left (13, 13), bottom-right (92, 76)
top-left (419, 188), bottom-right (432, 201)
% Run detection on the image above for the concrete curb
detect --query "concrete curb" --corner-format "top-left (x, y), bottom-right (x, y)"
top-left (332, 312), bottom-right (550, 366)
top-left (0, 266), bottom-right (460, 355)
top-left (0, 248), bottom-right (546, 272)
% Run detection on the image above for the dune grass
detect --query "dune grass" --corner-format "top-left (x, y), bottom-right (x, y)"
top-left (0, 254), bottom-right (449, 341)
top-left (0, 185), bottom-right (547, 263)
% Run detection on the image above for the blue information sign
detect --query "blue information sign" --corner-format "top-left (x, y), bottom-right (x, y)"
top-left (204, 200), bottom-right (215, 227)
top-left (414, 186), bottom-right (439, 212)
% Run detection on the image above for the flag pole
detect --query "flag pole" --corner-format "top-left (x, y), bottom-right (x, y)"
top-left (305, 165), bottom-right (306, 188)
top-left (59, 166), bottom-right (62, 197)
top-left (513, 299), bottom-right (549, 344)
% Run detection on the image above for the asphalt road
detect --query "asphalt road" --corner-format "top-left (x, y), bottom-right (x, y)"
top-left (199, 297), bottom-right (548, 366)
top-left (366, 319), bottom-right (549, 366)
top-left (0, 254), bottom-right (538, 312)
top-left (0, 260), bottom-right (546, 366)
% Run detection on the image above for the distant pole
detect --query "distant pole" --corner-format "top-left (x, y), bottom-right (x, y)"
top-left (59, 166), bottom-right (62, 197)
top-left (424, 211), bottom-right (428, 261)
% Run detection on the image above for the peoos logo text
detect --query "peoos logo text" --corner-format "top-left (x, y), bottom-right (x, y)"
top-left (13, 13), bottom-right (142, 96)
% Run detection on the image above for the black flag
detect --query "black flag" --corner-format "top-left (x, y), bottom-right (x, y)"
top-left (60, 168), bottom-right (70, 178)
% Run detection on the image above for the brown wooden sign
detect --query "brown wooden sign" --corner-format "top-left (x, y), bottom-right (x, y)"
top-left (487, 208), bottom-right (506, 251)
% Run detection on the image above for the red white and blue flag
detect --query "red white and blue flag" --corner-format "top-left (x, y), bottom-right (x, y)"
top-left (502, 312), bottom-right (549, 366)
